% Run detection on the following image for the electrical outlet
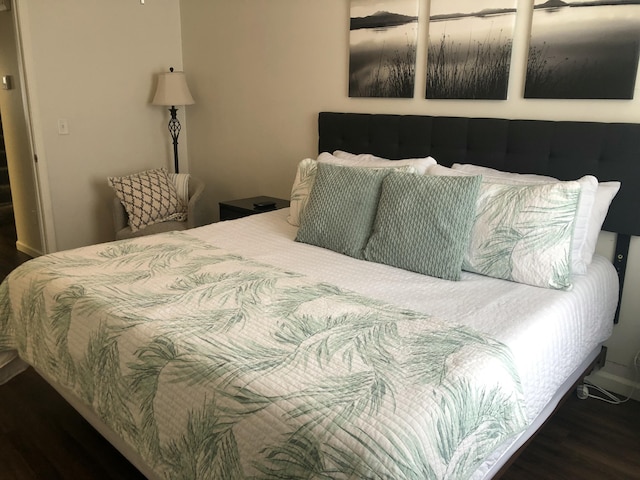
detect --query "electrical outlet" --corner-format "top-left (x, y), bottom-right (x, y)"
top-left (1, 75), bottom-right (12, 90)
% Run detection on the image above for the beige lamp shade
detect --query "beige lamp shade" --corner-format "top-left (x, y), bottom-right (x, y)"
top-left (152, 69), bottom-right (195, 106)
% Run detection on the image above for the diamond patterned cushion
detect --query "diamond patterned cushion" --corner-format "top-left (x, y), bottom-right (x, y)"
top-left (295, 163), bottom-right (394, 259)
top-left (365, 173), bottom-right (482, 281)
top-left (108, 168), bottom-right (186, 232)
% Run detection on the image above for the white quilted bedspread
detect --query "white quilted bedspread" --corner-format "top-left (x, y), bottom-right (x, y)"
top-left (1, 230), bottom-right (528, 479)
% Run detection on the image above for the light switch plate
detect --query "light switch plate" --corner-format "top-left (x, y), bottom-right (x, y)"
top-left (2, 75), bottom-right (12, 90)
top-left (57, 119), bottom-right (69, 135)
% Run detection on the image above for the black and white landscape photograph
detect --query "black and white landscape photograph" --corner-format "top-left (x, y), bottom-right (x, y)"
top-left (349, 0), bottom-right (419, 98)
top-left (426, 0), bottom-right (517, 99)
top-left (525, 0), bottom-right (640, 99)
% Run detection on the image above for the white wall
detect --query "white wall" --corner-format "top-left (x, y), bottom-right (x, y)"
top-left (180, 0), bottom-right (640, 398)
top-left (15, 0), bottom-right (185, 252)
top-left (0, 6), bottom-right (41, 256)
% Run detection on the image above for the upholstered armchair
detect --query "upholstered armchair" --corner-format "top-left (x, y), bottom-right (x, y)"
top-left (112, 174), bottom-right (206, 240)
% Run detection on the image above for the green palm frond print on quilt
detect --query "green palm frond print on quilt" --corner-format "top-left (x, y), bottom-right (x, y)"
top-left (0, 232), bottom-right (527, 479)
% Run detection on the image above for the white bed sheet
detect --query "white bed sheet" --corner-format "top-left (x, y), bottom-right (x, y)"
top-left (188, 208), bottom-right (617, 422)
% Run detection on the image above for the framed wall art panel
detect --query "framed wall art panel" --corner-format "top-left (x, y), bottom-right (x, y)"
top-left (426, 0), bottom-right (517, 100)
top-left (349, 0), bottom-right (419, 98)
top-left (525, 1), bottom-right (640, 99)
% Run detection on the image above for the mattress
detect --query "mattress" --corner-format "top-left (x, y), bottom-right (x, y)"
top-left (0, 208), bottom-right (617, 479)
top-left (189, 208), bottom-right (617, 421)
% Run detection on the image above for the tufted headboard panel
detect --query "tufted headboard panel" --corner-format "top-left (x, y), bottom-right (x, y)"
top-left (319, 112), bottom-right (640, 236)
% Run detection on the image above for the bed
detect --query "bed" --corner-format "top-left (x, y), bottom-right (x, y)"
top-left (1, 111), bottom-right (637, 479)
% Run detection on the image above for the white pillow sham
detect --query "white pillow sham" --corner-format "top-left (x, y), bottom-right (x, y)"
top-left (464, 180), bottom-right (582, 290)
top-left (287, 158), bottom-right (317, 227)
top-left (583, 181), bottom-right (620, 265)
top-left (451, 163), bottom-right (619, 274)
top-left (287, 152), bottom-right (436, 226)
top-left (330, 151), bottom-right (436, 174)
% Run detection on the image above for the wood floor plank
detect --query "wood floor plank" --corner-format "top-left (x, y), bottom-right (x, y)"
top-left (500, 393), bottom-right (640, 479)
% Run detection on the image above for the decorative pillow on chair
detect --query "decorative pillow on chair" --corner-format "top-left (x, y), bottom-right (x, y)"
top-left (108, 168), bottom-right (187, 232)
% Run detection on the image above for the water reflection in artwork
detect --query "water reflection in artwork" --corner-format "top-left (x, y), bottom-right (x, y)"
top-left (349, 0), bottom-right (419, 98)
top-left (525, 1), bottom-right (640, 99)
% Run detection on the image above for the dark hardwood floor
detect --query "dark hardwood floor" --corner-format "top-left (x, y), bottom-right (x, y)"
top-left (0, 217), bottom-right (31, 277)
top-left (1, 221), bottom-right (639, 479)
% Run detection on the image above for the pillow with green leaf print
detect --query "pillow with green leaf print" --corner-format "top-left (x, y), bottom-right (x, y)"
top-left (287, 158), bottom-right (318, 227)
top-left (463, 180), bottom-right (582, 290)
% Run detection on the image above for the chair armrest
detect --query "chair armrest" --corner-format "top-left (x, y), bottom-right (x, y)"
top-left (112, 197), bottom-right (128, 231)
top-left (186, 177), bottom-right (206, 228)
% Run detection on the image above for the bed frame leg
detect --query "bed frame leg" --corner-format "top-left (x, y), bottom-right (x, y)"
top-left (594, 345), bottom-right (607, 371)
top-left (576, 345), bottom-right (608, 395)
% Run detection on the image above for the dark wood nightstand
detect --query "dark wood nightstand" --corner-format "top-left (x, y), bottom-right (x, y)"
top-left (219, 196), bottom-right (290, 221)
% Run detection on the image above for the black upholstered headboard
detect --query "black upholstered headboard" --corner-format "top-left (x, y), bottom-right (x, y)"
top-left (318, 112), bottom-right (640, 237)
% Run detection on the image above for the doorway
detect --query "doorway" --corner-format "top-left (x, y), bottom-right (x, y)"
top-left (0, 112), bottom-right (16, 242)
top-left (0, 110), bottom-right (30, 268)
top-left (0, 3), bottom-right (44, 258)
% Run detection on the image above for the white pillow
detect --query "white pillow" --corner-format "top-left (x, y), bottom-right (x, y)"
top-left (426, 164), bottom-right (470, 176)
top-left (583, 181), bottom-right (620, 265)
top-left (451, 163), bottom-right (617, 275)
top-left (330, 151), bottom-right (436, 174)
top-left (287, 153), bottom-right (433, 226)
top-left (452, 164), bottom-right (558, 182)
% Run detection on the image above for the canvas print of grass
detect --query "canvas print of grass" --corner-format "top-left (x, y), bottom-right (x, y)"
top-left (426, 0), bottom-right (517, 99)
top-left (525, 0), bottom-right (640, 99)
top-left (349, 0), bottom-right (419, 98)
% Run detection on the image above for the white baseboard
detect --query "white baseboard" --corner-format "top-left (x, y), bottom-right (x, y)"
top-left (16, 240), bottom-right (42, 258)
top-left (587, 370), bottom-right (640, 402)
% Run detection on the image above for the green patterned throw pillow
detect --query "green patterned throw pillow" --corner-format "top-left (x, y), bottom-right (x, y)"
top-left (295, 163), bottom-right (395, 259)
top-left (364, 173), bottom-right (482, 281)
top-left (463, 181), bottom-right (582, 289)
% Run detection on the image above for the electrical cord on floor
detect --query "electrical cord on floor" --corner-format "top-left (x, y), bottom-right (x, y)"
top-left (576, 350), bottom-right (640, 404)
